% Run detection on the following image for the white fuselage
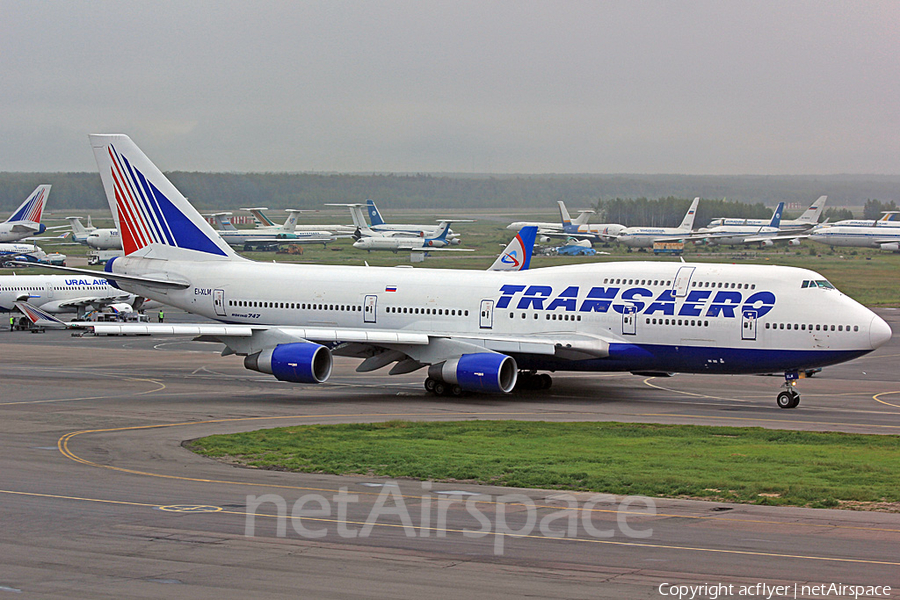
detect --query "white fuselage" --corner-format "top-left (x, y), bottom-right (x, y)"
top-left (108, 258), bottom-right (889, 375)
top-left (0, 221), bottom-right (44, 243)
top-left (696, 225), bottom-right (781, 246)
top-left (217, 229), bottom-right (336, 246)
top-left (809, 225), bottom-right (900, 251)
top-left (353, 236), bottom-right (449, 251)
top-left (616, 228), bottom-right (690, 248)
top-left (86, 228), bottom-right (123, 250)
top-left (705, 218), bottom-right (812, 232)
top-left (0, 274), bottom-right (129, 313)
top-left (0, 243), bottom-right (45, 262)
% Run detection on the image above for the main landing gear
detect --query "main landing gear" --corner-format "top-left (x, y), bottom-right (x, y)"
top-left (423, 371), bottom-right (554, 396)
top-left (776, 372), bottom-right (801, 409)
top-left (515, 371), bottom-right (553, 391)
top-left (424, 377), bottom-right (464, 397)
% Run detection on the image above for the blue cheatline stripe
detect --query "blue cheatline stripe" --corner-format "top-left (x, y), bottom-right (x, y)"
top-left (512, 343), bottom-right (871, 375)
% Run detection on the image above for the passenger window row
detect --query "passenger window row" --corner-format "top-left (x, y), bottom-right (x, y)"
top-left (766, 322), bottom-right (858, 332)
top-left (386, 306), bottom-right (468, 317)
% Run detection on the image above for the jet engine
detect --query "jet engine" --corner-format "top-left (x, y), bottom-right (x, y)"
top-left (760, 239), bottom-right (774, 247)
top-left (244, 342), bottom-right (333, 384)
top-left (879, 242), bottom-right (899, 252)
top-left (789, 238), bottom-right (802, 246)
top-left (427, 353), bottom-right (517, 393)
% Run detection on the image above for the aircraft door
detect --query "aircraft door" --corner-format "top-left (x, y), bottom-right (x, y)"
top-left (214, 289), bottom-right (226, 316)
top-left (741, 309), bottom-right (757, 340)
top-left (622, 303), bottom-right (637, 335)
top-left (673, 266), bottom-right (696, 297)
top-left (479, 299), bottom-right (494, 329)
top-left (364, 294), bottom-right (377, 323)
top-left (45, 281), bottom-right (53, 299)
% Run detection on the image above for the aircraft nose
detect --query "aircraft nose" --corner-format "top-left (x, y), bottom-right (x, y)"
top-left (869, 314), bottom-right (892, 349)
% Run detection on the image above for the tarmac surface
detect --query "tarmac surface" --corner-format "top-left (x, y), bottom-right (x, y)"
top-left (1, 308), bottom-right (898, 599)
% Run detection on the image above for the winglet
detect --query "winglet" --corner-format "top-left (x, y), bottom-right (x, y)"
top-left (488, 226), bottom-right (537, 271)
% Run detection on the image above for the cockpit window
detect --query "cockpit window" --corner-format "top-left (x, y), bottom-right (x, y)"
top-left (802, 279), bottom-right (835, 290)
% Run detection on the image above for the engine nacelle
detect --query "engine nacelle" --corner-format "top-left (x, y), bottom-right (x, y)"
top-left (760, 239), bottom-right (774, 247)
top-left (879, 242), bottom-right (899, 252)
top-left (788, 238), bottom-right (802, 246)
top-left (244, 342), bottom-right (333, 384)
top-left (427, 353), bottom-right (517, 393)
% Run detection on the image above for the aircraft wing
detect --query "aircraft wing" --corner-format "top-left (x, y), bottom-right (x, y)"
top-left (16, 305), bottom-right (611, 368)
top-left (54, 295), bottom-right (135, 310)
top-left (742, 233), bottom-right (808, 243)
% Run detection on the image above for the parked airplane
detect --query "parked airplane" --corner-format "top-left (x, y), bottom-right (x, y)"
top-left (330, 201), bottom-right (461, 243)
top-left (0, 273), bottom-right (140, 318)
top-left (65, 216), bottom-right (123, 249)
top-left (829, 212), bottom-right (900, 228)
top-left (538, 201), bottom-right (626, 244)
top-left (0, 243), bottom-right (50, 265)
top-left (616, 198), bottom-right (700, 248)
top-left (29, 135), bottom-right (891, 410)
top-left (212, 210), bottom-right (338, 250)
top-left (0, 185), bottom-right (50, 243)
top-left (507, 201), bottom-right (594, 233)
top-left (352, 220), bottom-right (469, 255)
top-left (808, 223), bottom-right (900, 252)
top-left (692, 202), bottom-right (787, 246)
top-left (706, 196), bottom-right (827, 231)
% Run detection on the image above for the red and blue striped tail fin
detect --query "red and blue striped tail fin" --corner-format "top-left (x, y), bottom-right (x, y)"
top-left (89, 134), bottom-right (239, 261)
top-left (6, 185), bottom-right (50, 224)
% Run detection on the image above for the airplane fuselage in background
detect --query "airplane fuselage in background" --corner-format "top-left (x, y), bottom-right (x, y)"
top-left (0, 274), bottom-right (131, 313)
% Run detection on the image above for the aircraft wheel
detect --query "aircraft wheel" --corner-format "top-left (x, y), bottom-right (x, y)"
top-left (539, 374), bottom-right (553, 390)
top-left (424, 378), bottom-right (436, 393)
top-left (450, 385), bottom-right (463, 397)
top-left (433, 381), bottom-right (446, 396)
top-left (777, 391), bottom-right (797, 409)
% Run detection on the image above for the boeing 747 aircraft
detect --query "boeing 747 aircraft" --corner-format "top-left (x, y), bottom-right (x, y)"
top-left (0, 186), bottom-right (50, 243)
top-left (29, 135), bottom-right (890, 410)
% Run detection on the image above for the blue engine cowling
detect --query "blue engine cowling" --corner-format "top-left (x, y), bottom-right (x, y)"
top-left (427, 353), bottom-right (517, 393)
top-left (244, 343), bottom-right (333, 384)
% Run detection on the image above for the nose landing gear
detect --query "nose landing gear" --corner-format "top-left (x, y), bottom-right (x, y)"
top-left (776, 372), bottom-right (800, 409)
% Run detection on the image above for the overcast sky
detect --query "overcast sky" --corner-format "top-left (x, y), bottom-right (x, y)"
top-left (2, 1), bottom-right (898, 174)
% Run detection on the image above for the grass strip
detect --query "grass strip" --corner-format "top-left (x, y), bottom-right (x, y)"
top-left (188, 420), bottom-right (900, 509)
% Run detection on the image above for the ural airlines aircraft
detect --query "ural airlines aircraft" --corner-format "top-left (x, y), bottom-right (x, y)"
top-left (616, 198), bottom-right (700, 248)
top-left (40, 135), bottom-right (890, 410)
top-left (0, 185), bottom-right (50, 242)
top-left (706, 196), bottom-right (827, 232)
top-left (0, 274), bottom-right (139, 317)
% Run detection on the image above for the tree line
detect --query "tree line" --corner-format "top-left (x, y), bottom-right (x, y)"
top-left (0, 171), bottom-right (897, 217)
